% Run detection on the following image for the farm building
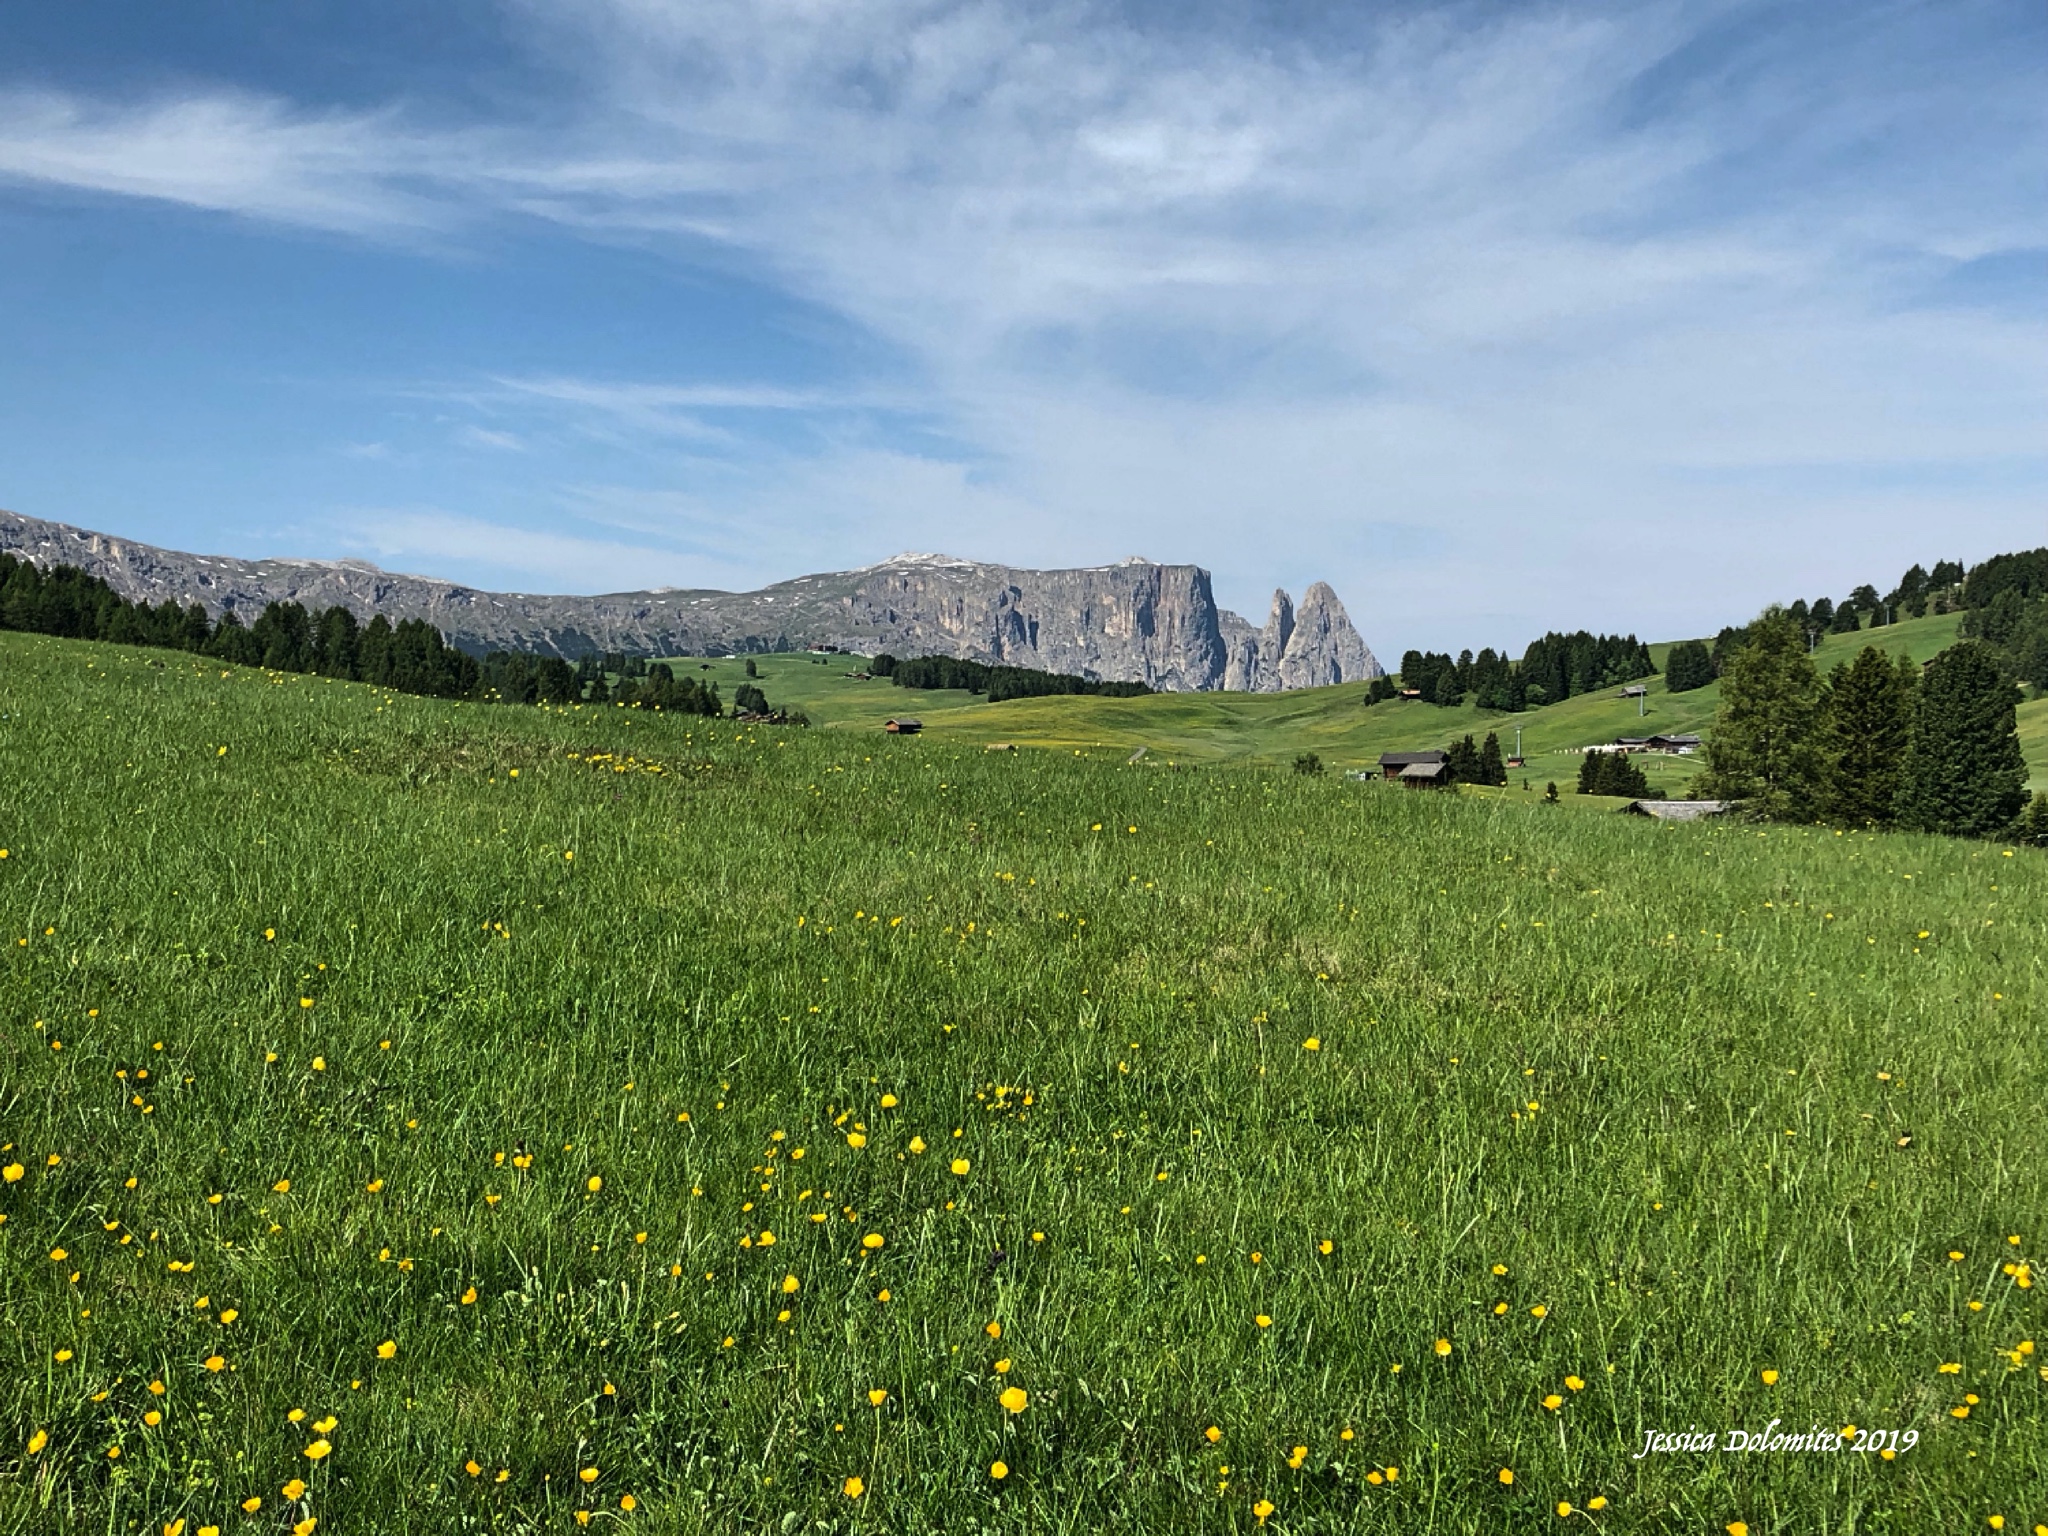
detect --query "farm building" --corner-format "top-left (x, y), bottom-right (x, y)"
top-left (884, 718), bottom-right (923, 734)
top-left (1377, 749), bottom-right (1446, 782)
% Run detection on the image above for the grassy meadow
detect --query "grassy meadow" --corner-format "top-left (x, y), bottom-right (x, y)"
top-left (676, 613), bottom-right (2048, 797)
top-left (2, 629), bottom-right (2044, 1534)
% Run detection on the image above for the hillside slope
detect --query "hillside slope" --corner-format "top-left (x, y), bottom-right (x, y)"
top-left (0, 626), bottom-right (2040, 1531)
top-left (697, 612), bottom-right (2048, 791)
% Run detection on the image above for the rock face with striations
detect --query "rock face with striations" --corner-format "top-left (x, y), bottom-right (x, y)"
top-left (0, 508), bottom-right (1381, 692)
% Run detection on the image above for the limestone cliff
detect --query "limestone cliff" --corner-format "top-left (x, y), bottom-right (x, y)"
top-left (0, 509), bottom-right (1382, 692)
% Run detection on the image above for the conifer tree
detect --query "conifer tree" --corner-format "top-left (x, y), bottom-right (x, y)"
top-left (1817, 646), bottom-right (1914, 827)
top-left (1895, 641), bottom-right (2027, 837)
top-left (1693, 608), bottom-right (1822, 818)
top-left (1445, 735), bottom-right (1480, 783)
top-left (1479, 732), bottom-right (1506, 786)
top-left (1663, 640), bottom-right (1714, 693)
top-left (2020, 792), bottom-right (2048, 846)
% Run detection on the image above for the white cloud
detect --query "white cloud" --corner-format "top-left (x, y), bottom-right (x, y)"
top-left (2, 0), bottom-right (2042, 646)
top-left (341, 509), bottom-right (698, 593)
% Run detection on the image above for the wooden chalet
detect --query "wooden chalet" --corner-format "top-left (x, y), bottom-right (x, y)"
top-left (884, 718), bottom-right (923, 734)
top-left (1377, 749), bottom-right (1448, 785)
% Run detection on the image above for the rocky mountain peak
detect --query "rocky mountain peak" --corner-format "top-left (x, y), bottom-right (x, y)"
top-left (0, 507), bottom-right (1382, 693)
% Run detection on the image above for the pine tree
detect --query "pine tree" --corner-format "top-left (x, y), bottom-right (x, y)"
top-left (1479, 732), bottom-right (1506, 787)
top-left (2021, 792), bottom-right (2048, 847)
top-left (1576, 751), bottom-right (1604, 794)
top-left (1664, 640), bottom-right (1714, 693)
top-left (1895, 641), bottom-right (2028, 837)
top-left (1445, 735), bottom-right (1480, 783)
top-left (1816, 646), bottom-right (1914, 827)
top-left (1588, 752), bottom-right (1653, 798)
top-left (1693, 608), bottom-right (1822, 818)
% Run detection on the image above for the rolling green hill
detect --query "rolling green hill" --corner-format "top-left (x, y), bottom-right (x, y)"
top-left (665, 612), bottom-right (2047, 793)
top-left (2, 627), bottom-right (2041, 1532)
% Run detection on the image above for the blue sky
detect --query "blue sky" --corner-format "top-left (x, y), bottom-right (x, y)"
top-left (0, 0), bottom-right (2041, 655)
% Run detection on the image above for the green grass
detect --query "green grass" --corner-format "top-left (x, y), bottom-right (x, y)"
top-left (2, 630), bottom-right (2044, 1534)
top-left (670, 613), bottom-right (2048, 797)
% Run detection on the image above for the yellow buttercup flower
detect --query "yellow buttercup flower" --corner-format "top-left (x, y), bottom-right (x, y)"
top-left (579, 1467), bottom-right (599, 1483)
top-left (990, 1460), bottom-right (1008, 1480)
top-left (843, 1476), bottom-right (864, 1498)
top-left (1498, 1468), bottom-right (1514, 1485)
top-left (869, 1389), bottom-right (888, 1406)
top-left (951, 1158), bottom-right (970, 1175)
top-left (282, 1478), bottom-right (307, 1500)
top-left (375, 1340), bottom-right (397, 1360)
top-left (304, 1440), bottom-right (331, 1460)
top-left (1434, 1338), bottom-right (1452, 1357)
top-left (999, 1386), bottom-right (1028, 1413)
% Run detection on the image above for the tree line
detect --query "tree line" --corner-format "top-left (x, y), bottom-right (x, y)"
top-left (1385, 631), bottom-right (1656, 711)
top-left (0, 554), bottom-right (730, 715)
top-left (1664, 559), bottom-right (1969, 694)
top-left (870, 653), bottom-right (1152, 702)
top-left (1694, 608), bottom-right (2036, 838)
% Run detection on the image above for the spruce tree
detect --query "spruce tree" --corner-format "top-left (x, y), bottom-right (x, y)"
top-left (1664, 640), bottom-right (1714, 693)
top-left (1693, 608), bottom-right (1822, 818)
top-left (1445, 735), bottom-right (1480, 783)
top-left (2021, 791), bottom-right (2048, 847)
top-left (1816, 646), bottom-right (1913, 827)
top-left (1895, 641), bottom-right (2028, 837)
top-left (1576, 751), bottom-right (1604, 794)
top-left (1479, 732), bottom-right (1506, 786)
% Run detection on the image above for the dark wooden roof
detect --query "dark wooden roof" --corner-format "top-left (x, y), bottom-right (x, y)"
top-left (1398, 761), bottom-right (1449, 780)
top-left (1379, 750), bottom-right (1446, 766)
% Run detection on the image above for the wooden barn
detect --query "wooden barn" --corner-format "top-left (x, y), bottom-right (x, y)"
top-left (1377, 749), bottom-right (1448, 785)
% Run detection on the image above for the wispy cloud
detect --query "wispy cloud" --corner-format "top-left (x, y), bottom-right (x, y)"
top-left (342, 508), bottom-right (697, 592)
top-left (2, 0), bottom-right (2042, 640)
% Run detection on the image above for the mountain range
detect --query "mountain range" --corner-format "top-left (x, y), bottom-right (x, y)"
top-left (0, 509), bottom-right (1380, 692)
